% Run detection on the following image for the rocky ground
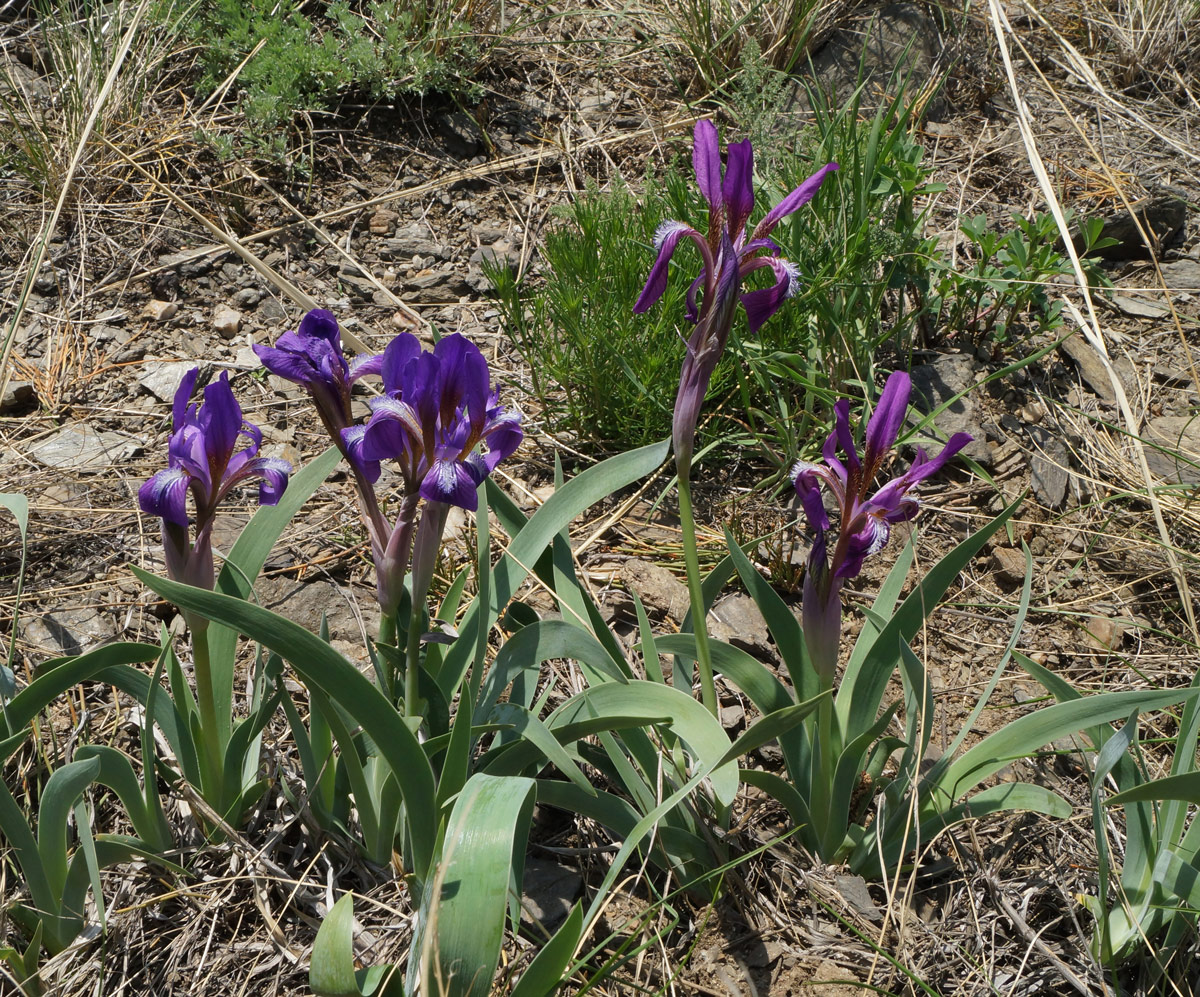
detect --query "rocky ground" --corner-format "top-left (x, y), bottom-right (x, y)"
top-left (3, 0), bottom-right (1200, 994)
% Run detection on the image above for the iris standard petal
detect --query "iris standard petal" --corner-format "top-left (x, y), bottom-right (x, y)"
top-left (380, 332), bottom-right (422, 393)
top-left (754, 162), bottom-right (839, 240)
top-left (904, 432), bottom-right (974, 485)
top-left (297, 308), bottom-right (341, 348)
top-left (253, 343), bottom-right (324, 385)
top-left (634, 220), bottom-right (703, 314)
top-left (692, 119), bottom-right (723, 210)
top-left (172, 367), bottom-right (200, 429)
top-left (722, 139), bottom-right (755, 240)
top-left (139, 468), bottom-right (191, 527)
top-left (200, 374), bottom-right (244, 471)
top-left (832, 399), bottom-right (861, 478)
top-left (349, 352), bottom-right (386, 383)
top-left (864, 371), bottom-right (911, 470)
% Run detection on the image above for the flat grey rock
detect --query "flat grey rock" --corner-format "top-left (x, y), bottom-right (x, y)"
top-left (521, 858), bottom-right (581, 934)
top-left (27, 425), bottom-right (141, 471)
top-left (1143, 415), bottom-right (1200, 485)
top-left (620, 559), bottom-right (689, 623)
top-left (1028, 426), bottom-right (1071, 509)
top-left (256, 576), bottom-right (377, 643)
top-left (709, 592), bottom-right (773, 658)
top-left (1093, 193), bottom-right (1188, 259)
top-left (0, 380), bottom-right (36, 413)
top-left (23, 606), bottom-right (117, 658)
top-left (138, 361), bottom-right (190, 402)
top-left (1112, 293), bottom-right (1170, 319)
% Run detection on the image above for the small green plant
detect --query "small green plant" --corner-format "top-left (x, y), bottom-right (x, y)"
top-left (187, 0), bottom-right (485, 152)
top-left (487, 172), bottom-right (714, 451)
top-left (928, 210), bottom-right (1115, 348)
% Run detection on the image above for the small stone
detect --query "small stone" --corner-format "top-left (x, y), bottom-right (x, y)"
top-left (141, 299), bottom-right (178, 322)
top-left (1112, 293), bottom-right (1170, 319)
top-left (233, 346), bottom-right (261, 369)
top-left (1028, 426), bottom-right (1071, 509)
top-left (1092, 192), bottom-right (1188, 259)
top-left (990, 547), bottom-right (1027, 588)
top-left (1083, 615), bottom-right (1127, 652)
top-left (231, 287), bottom-right (262, 309)
top-left (709, 592), bottom-right (773, 658)
top-left (0, 380), bottom-right (36, 413)
top-left (96, 308), bottom-right (128, 325)
top-left (212, 306), bottom-right (242, 340)
top-left (22, 606), bottom-right (116, 657)
top-left (258, 297), bottom-right (286, 322)
top-left (908, 354), bottom-right (992, 468)
top-left (834, 874), bottom-right (882, 922)
top-left (369, 209), bottom-right (398, 235)
top-left (719, 703), bottom-right (745, 730)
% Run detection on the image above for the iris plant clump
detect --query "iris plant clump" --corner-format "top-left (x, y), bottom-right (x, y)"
top-left (635, 118), bottom-right (836, 715)
top-left (139, 368), bottom-right (291, 606)
top-left (792, 370), bottom-right (971, 685)
top-left (256, 312), bottom-right (522, 714)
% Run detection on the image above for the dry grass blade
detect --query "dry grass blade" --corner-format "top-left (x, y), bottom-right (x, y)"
top-left (0, 0), bottom-right (154, 403)
top-left (985, 0), bottom-right (1199, 647)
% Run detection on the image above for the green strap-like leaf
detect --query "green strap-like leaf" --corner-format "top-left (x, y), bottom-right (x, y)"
top-left (208, 445), bottom-right (343, 749)
top-left (131, 568), bottom-right (438, 881)
top-left (37, 757), bottom-right (101, 898)
top-left (441, 439), bottom-right (670, 698)
top-left (509, 902), bottom-right (583, 997)
top-left (310, 893), bottom-right (362, 997)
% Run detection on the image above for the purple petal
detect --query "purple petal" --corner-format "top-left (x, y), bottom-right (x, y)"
top-left (218, 455), bottom-right (291, 507)
top-left (139, 468), bottom-right (191, 527)
top-left (421, 458), bottom-right (480, 510)
top-left (837, 514), bottom-right (891, 580)
top-left (792, 463), bottom-right (830, 533)
top-left (832, 399), bottom-right (861, 478)
top-left (435, 334), bottom-right (489, 427)
top-left (864, 371), bottom-right (911, 471)
top-left (821, 426), bottom-right (848, 489)
top-left (634, 221), bottom-right (702, 314)
top-left (200, 374), bottom-right (243, 472)
top-left (348, 352), bottom-right (385, 383)
top-left (754, 162), bottom-right (839, 240)
top-left (172, 367), bottom-right (200, 429)
top-left (722, 139), bottom-right (755, 239)
top-left (739, 257), bottom-right (800, 334)
top-left (253, 343), bottom-right (321, 386)
top-left (903, 432), bottom-right (973, 485)
top-left (692, 119), bottom-right (723, 210)
top-left (342, 426), bottom-right (382, 484)
top-left (297, 308), bottom-right (342, 349)
top-left (381, 333), bottom-right (422, 394)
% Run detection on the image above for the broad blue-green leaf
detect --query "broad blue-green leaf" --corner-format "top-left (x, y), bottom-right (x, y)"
top-left (1108, 772), bottom-right (1200, 807)
top-left (546, 682), bottom-right (737, 807)
top-left (38, 757), bottom-right (101, 897)
top-left (132, 568), bottom-right (438, 880)
top-left (412, 774), bottom-right (536, 997)
top-left (932, 687), bottom-right (1200, 811)
top-left (0, 492), bottom-right (29, 703)
top-left (73, 745), bottom-right (171, 851)
top-left (310, 893), bottom-right (362, 997)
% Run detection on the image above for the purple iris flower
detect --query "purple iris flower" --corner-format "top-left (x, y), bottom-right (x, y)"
top-left (633, 119), bottom-right (837, 465)
top-left (792, 371), bottom-right (971, 682)
top-left (346, 332), bottom-right (523, 512)
top-left (253, 309), bottom-right (384, 471)
top-left (139, 368), bottom-right (290, 599)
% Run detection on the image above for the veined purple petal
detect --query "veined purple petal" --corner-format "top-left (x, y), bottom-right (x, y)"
top-left (139, 468), bottom-right (190, 527)
top-left (342, 425), bottom-right (382, 484)
top-left (253, 343), bottom-right (323, 385)
top-left (634, 221), bottom-right (705, 314)
top-left (723, 139), bottom-right (755, 240)
top-left (837, 514), bottom-right (891, 580)
top-left (693, 119), bottom-right (723, 210)
top-left (348, 352), bottom-right (385, 383)
top-left (864, 371), bottom-right (911, 472)
top-left (739, 257), bottom-right (801, 334)
top-left (821, 426), bottom-right (849, 490)
top-left (754, 162), bottom-right (839, 240)
top-left (434, 334), bottom-right (489, 428)
top-left (421, 458), bottom-right (480, 510)
top-left (216, 455), bottom-right (292, 507)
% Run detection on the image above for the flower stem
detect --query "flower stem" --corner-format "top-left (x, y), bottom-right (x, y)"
top-left (815, 676), bottom-right (836, 858)
top-left (377, 610), bottom-right (398, 701)
top-left (677, 465), bottom-right (718, 717)
top-left (403, 598), bottom-right (423, 721)
top-left (191, 626), bottom-right (224, 801)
